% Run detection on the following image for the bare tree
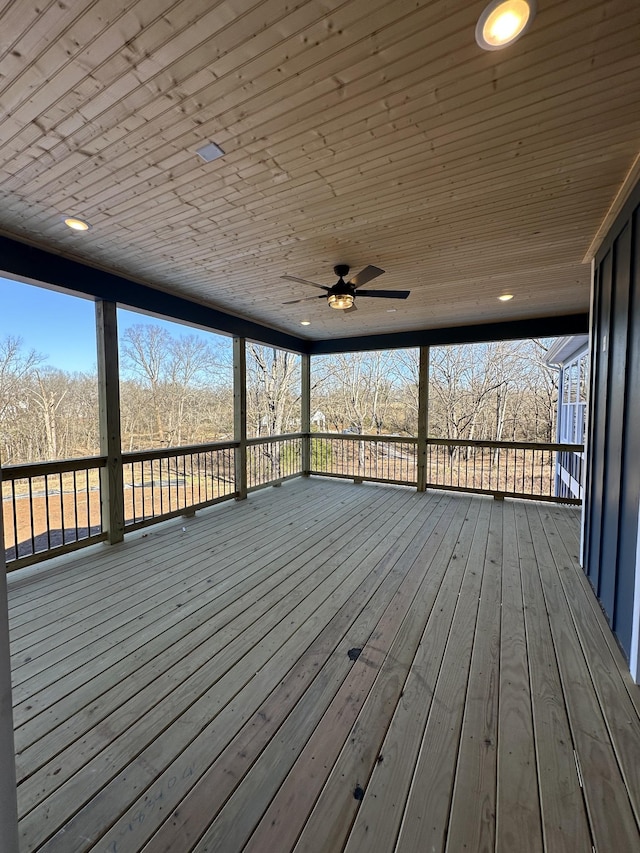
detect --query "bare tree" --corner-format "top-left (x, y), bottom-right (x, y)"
top-left (246, 345), bottom-right (300, 437)
top-left (31, 368), bottom-right (68, 460)
top-left (246, 345), bottom-right (300, 478)
top-left (165, 334), bottom-right (220, 446)
top-left (120, 324), bottom-right (228, 448)
top-left (0, 330), bottom-right (557, 473)
top-left (120, 325), bottom-right (171, 443)
top-left (0, 335), bottom-right (45, 462)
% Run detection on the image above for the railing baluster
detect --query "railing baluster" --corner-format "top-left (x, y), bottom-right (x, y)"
top-left (135, 461), bottom-right (140, 521)
top-left (98, 470), bottom-right (104, 534)
top-left (45, 474), bottom-right (52, 552)
top-left (149, 460), bottom-right (154, 519)
top-left (28, 477), bottom-right (35, 556)
top-left (530, 450), bottom-right (535, 495)
top-left (11, 481), bottom-right (18, 561)
top-left (84, 470), bottom-right (90, 538)
top-left (58, 472), bottom-right (64, 545)
top-left (73, 470), bottom-right (79, 543)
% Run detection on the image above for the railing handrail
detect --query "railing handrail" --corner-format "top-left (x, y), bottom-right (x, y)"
top-left (123, 440), bottom-right (238, 465)
top-left (425, 437), bottom-right (584, 452)
top-left (1, 436), bottom-right (584, 479)
top-left (305, 432), bottom-right (583, 454)
top-left (308, 432), bottom-right (417, 444)
top-left (246, 432), bottom-right (304, 446)
top-left (1, 455), bottom-right (107, 480)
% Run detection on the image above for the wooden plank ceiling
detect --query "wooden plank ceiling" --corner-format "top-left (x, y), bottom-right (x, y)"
top-left (0, 0), bottom-right (639, 341)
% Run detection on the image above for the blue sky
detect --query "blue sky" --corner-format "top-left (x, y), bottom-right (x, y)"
top-left (0, 276), bottom-right (227, 373)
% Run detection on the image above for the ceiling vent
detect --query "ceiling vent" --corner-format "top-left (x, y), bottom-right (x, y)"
top-left (195, 141), bottom-right (225, 163)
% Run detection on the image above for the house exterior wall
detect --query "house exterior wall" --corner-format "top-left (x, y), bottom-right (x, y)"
top-left (585, 183), bottom-right (640, 681)
top-left (546, 337), bottom-right (589, 502)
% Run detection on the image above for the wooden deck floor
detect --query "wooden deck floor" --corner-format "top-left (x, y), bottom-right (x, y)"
top-left (7, 478), bottom-right (640, 853)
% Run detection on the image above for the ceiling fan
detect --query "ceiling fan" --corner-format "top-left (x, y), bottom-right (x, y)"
top-left (282, 264), bottom-right (410, 311)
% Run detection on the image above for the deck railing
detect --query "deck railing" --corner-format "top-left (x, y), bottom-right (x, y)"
top-left (247, 433), bottom-right (303, 491)
top-left (424, 438), bottom-right (582, 502)
top-left (122, 441), bottom-right (237, 530)
top-left (1, 433), bottom-right (582, 571)
top-left (309, 434), bottom-right (583, 503)
top-left (309, 434), bottom-right (418, 486)
top-left (1, 442), bottom-right (238, 571)
top-left (1, 456), bottom-right (107, 569)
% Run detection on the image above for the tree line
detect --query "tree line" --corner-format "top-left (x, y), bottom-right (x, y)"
top-left (311, 340), bottom-right (557, 443)
top-left (0, 327), bottom-right (558, 466)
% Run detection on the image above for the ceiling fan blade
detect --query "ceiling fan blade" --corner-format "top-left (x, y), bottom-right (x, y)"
top-left (282, 298), bottom-right (306, 305)
top-left (282, 294), bottom-right (326, 305)
top-left (281, 274), bottom-right (329, 292)
top-left (356, 289), bottom-right (410, 299)
top-left (348, 265), bottom-right (385, 289)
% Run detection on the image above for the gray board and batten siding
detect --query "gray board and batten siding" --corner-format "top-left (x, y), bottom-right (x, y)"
top-left (585, 179), bottom-right (640, 680)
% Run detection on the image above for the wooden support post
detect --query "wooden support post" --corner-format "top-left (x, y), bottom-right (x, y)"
top-left (417, 345), bottom-right (430, 492)
top-left (301, 353), bottom-right (311, 475)
top-left (96, 300), bottom-right (124, 544)
top-left (0, 469), bottom-right (20, 853)
top-left (234, 337), bottom-right (248, 500)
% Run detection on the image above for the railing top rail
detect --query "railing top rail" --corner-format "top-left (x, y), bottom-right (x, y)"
top-left (425, 438), bottom-right (584, 452)
top-left (1, 455), bottom-right (108, 480)
top-left (310, 433), bottom-right (582, 452)
top-left (246, 432), bottom-right (304, 446)
top-left (309, 432), bottom-right (417, 444)
top-left (123, 440), bottom-right (238, 464)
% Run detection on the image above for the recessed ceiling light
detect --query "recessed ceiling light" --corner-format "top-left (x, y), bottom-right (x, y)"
top-left (63, 216), bottom-right (91, 231)
top-left (196, 141), bottom-right (225, 163)
top-left (386, 308), bottom-right (397, 313)
top-left (300, 320), bottom-right (311, 326)
top-left (476, 0), bottom-right (536, 51)
top-left (498, 293), bottom-right (514, 301)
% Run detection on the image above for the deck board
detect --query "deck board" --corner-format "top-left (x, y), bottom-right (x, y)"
top-left (20, 486), bottom-right (410, 851)
top-left (515, 500), bottom-right (593, 852)
top-left (6, 477), bottom-right (640, 853)
top-left (536, 503), bottom-right (640, 826)
top-left (393, 495), bottom-right (491, 853)
top-left (526, 502), bottom-right (639, 851)
top-left (13, 484), bottom-right (398, 731)
top-left (495, 500), bottom-right (543, 851)
top-left (445, 498), bottom-right (502, 853)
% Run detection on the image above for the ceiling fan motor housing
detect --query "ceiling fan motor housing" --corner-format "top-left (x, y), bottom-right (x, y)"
top-left (328, 265), bottom-right (355, 308)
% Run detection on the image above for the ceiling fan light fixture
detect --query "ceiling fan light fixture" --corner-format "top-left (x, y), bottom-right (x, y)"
top-left (328, 292), bottom-right (354, 310)
top-left (476, 0), bottom-right (536, 50)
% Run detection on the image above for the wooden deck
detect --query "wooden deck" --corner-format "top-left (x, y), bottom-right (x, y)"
top-left (7, 477), bottom-right (640, 853)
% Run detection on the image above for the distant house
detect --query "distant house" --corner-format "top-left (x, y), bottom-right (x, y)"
top-left (545, 335), bottom-right (589, 502)
top-left (311, 410), bottom-right (326, 430)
